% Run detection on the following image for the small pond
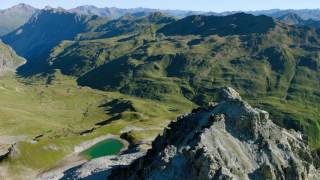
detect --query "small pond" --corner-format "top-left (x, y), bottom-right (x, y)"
top-left (81, 139), bottom-right (124, 159)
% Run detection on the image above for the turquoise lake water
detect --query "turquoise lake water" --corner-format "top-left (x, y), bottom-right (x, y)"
top-left (81, 139), bottom-right (124, 159)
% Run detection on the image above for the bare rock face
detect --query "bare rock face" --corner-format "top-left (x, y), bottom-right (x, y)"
top-left (0, 144), bottom-right (13, 162)
top-left (0, 41), bottom-right (24, 74)
top-left (109, 87), bottom-right (320, 180)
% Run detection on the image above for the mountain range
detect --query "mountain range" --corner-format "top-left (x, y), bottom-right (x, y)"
top-left (75, 13), bottom-right (320, 149)
top-left (277, 13), bottom-right (320, 28)
top-left (251, 9), bottom-right (320, 20)
top-left (0, 3), bottom-right (37, 36)
top-left (69, 5), bottom-right (320, 21)
top-left (0, 4), bottom-right (320, 179)
top-left (2, 4), bottom-right (320, 38)
top-left (3, 8), bottom-right (319, 149)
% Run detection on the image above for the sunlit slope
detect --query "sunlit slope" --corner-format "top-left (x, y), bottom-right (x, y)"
top-left (0, 4), bottom-right (37, 36)
top-left (0, 41), bottom-right (25, 74)
top-left (0, 72), bottom-right (194, 176)
top-left (46, 14), bottom-right (320, 148)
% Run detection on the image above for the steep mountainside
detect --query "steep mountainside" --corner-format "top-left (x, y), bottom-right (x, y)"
top-left (0, 7), bottom-right (320, 179)
top-left (41, 13), bottom-right (320, 148)
top-left (2, 8), bottom-right (98, 75)
top-left (4, 12), bottom-right (319, 149)
top-left (110, 87), bottom-right (320, 179)
top-left (46, 13), bottom-right (175, 76)
top-left (76, 12), bottom-right (175, 40)
top-left (0, 3), bottom-right (37, 36)
top-left (0, 41), bottom-right (25, 74)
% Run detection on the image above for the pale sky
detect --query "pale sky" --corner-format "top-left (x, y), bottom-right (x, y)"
top-left (1, 0), bottom-right (320, 12)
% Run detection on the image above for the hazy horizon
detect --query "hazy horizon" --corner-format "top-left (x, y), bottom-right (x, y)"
top-left (1, 0), bottom-right (320, 13)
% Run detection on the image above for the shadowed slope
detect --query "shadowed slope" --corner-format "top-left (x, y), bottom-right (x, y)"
top-left (2, 8), bottom-right (95, 75)
top-left (0, 4), bottom-right (37, 36)
top-left (158, 13), bottom-right (276, 36)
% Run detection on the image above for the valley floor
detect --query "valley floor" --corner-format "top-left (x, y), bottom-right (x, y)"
top-left (0, 72), bottom-right (194, 179)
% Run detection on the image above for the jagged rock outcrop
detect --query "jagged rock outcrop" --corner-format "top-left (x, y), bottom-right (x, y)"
top-left (0, 144), bottom-right (13, 162)
top-left (110, 87), bottom-right (320, 180)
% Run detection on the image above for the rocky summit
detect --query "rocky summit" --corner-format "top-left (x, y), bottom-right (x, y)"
top-left (110, 87), bottom-right (320, 180)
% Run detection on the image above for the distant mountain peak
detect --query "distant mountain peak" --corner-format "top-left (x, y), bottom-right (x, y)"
top-left (0, 3), bottom-right (37, 35)
top-left (283, 12), bottom-right (303, 19)
top-left (70, 6), bottom-right (99, 12)
top-left (1, 3), bottom-right (36, 13)
top-left (2, 7), bottom-right (92, 75)
top-left (43, 6), bottom-right (66, 13)
top-left (8, 3), bottom-right (35, 10)
top-left (79, 5), bottom-right (97, 8)
top-left (44, 5), bottom-right (53, 10)
top-left (278, 12), bottom-right (304, 25)
top-left (148, 11), bottom-right (170, 18)
top-left (69, 5), bottom-right (121, 18)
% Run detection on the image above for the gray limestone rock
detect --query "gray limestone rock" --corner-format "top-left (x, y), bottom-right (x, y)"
top-left (0, 41), bottom-right (25, 74)
top-left (109, 87), bottom-right (320, 180)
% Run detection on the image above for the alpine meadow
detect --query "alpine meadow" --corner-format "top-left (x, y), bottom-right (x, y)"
top-left (0, 2), bottom-right (319, 180)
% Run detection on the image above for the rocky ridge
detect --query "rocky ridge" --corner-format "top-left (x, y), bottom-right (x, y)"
top-left (109, 87), bottom-right (320, 180)
top-left (0, 41), bottom-right (25, 74)
top-left (0, 3), bottom-right (37, 36)
top-left (0, 145), bottom-right (13, 162)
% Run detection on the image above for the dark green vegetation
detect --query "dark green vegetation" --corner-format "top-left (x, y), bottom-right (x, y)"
top-left (16, 11), bottom-right (319, 149)
top-left (0, 11), bottom-right (194, 179)
top-left (0, 72), bottom-right (193, 178)
top-left (81, 139), bottom-right (124, 159)
top-left (159, 13), bottom-right (276, 36)
top-left (1, 8), bottom-right (320, 178)
top-left (0, 4), bottom-right (37, 36)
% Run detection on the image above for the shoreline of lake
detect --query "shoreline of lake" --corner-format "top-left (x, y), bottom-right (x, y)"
top-left (37, 134), bottom-right (130, 180)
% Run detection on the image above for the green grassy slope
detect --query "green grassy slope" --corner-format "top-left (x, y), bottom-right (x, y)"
top-left (1, 9), bottom-right (106, 76)
top-left (45, 14), bottom-right (320, 149)
top-left (0, 72), bottom-right (194, 178)
top-left (1, 12), bottom-right (320, 178)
